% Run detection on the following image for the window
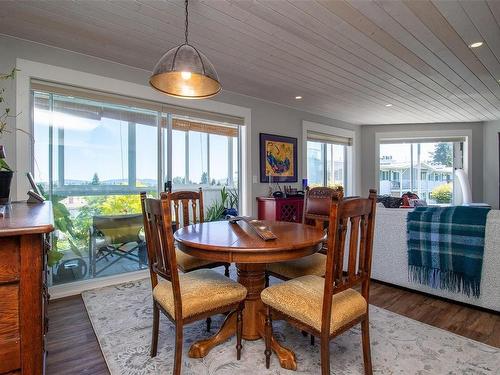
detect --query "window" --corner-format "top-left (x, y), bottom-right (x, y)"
top-left (33, 83), bottom-right (242, 285)
top-left (306, 130), bottom-right (352, 191)
top-left (171, 118), bottom-right (238, 188)
top-left (379, 139), bottom-right (463, 204)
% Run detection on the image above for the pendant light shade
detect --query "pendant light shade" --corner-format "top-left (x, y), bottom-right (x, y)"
top-left (149, 0), bottom-right (221, 99)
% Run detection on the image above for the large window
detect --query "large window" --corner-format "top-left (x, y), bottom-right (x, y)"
top-left (33, 83), bottom-right (242, 285)
top-left (306, 130), bottom-right (351, 191)
top-left (379, 139), bottom-right (463, 204)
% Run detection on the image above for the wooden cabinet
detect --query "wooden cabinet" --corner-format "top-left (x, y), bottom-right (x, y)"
top-left (0, 202), bottom-right (54, 375)
top-left (256, 196), bottom-right (304, 223)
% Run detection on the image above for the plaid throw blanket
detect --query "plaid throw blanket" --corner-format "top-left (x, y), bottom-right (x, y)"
top-left (407, 206), bottom-right (490, 298)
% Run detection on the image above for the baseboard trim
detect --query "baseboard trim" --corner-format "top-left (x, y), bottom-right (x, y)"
top-left (49, 269), bottom-right (149, 299)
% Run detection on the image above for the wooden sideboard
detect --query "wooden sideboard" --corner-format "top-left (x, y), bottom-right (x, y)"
top-left (256, 196), bottom-right (304, 223)
top-left (0, 202), bottom-right (54, 375)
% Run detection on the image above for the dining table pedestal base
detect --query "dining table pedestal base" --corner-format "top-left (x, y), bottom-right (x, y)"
top-left (187, 263), bottom-right (298, 371)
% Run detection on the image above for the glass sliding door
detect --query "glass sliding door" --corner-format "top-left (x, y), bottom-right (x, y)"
top-left (167, 117), bottom-right (240, 219)
top-left (34, 91), bottom-right (158, 285)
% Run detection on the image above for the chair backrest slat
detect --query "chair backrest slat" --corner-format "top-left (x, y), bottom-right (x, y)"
top-left (140, 192), bottom-right (183, 320)
top-left (173, 199), bottom-right (181, 229)
top-left (333, 218), bottom-right (348, 284)
top-left (347, 216), bottom-right (360, 283)
top-left (322, 189), bottom-right (377, 334)
top-left (169, 188), bottom-right (204, 228)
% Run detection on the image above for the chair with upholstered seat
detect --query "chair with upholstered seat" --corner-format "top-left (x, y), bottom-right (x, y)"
top-left (168, 189), bottom-right (232, 332)
top-left (265, 187), bottom-right (340, 286)
top-left (140, 192), bottom-right (247, 375)
top-left (261, 189), bottom-right (377, 375)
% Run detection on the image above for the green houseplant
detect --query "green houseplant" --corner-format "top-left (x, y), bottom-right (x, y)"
top-left (206, 187), bottom-right (239, 222)
top-left (0, 68), bottom-right (18, 204)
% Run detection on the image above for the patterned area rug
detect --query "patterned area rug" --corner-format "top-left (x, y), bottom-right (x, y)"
top-left (82, 278), bottom-right (500, 375)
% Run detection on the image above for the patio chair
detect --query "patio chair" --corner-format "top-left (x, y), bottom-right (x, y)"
top-left (89, 213), bottom-right (147, 277)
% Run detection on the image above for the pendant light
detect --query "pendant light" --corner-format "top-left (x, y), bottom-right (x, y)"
top-left (149, 0), bottom-right (221, 99)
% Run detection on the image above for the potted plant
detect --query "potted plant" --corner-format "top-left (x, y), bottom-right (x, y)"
top-left (206, 186), bottom-right (239, 221)
top-left (0, 146), bottom-right (13, 204)
top-left (0, 68), bottom-right (17, 204)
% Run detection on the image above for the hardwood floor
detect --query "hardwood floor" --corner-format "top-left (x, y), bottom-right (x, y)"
top-left (46, 281), bottom-right (499, 375)
top-left (46, 295), bottom-right (108, 375)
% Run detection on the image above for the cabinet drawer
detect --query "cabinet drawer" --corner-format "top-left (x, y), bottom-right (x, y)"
top-left (0, 238), bottom-right (20, 283)
top-left (0, 284), bottom-right (21, 373)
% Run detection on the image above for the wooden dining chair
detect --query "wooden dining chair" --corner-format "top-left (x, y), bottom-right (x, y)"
top-left (265, 187), bottom-right (340, 287)
top-left (261, 189), bottom-right (377, 375)
top-left (168, 189), bottom-right (232, 332)
top-left (169, 189), bottom-right (230, 278)
top-left (140, 192), bottom-right (247, 375)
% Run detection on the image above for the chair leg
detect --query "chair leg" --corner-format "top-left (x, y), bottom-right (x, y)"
top-left (173, 322), bottom-right (183, 375)
top-left (151, 303), bottom-right (160, 357)
top-left (206, 317), bottom-right (212, 332)
top-left (264, 307), bottom-right (272, 369)
top-left (236, 304), bottom-right (243, 360)
top-left (265, 273), bottom-right (270, 288)
top-left (320, 336), bottom-right (330, 375)
top-left (361, 318), bottom-right (373, 375)
top-left (224, 263), bottom-right (230, 277)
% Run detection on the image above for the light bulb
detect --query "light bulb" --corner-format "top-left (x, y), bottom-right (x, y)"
top-left (181, 71), bottom-right (192, 80)
top-left (468, 41), bottom-right (483, 48)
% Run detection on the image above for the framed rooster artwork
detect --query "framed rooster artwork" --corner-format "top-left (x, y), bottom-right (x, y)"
top-left (259, 133), bottom-right (298, 183)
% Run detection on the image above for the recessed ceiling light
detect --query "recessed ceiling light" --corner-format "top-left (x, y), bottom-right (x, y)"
top-left (295, 96), bottom-right (303, 100)
top-left (385, 104), bottom-right (393, 107)
top-left (469, 41), bottom-right (483, 48)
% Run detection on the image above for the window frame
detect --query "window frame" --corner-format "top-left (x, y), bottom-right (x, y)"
top-left (302, 121), bottom-right (356, 196)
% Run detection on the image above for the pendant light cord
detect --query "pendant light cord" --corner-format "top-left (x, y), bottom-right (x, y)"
top-left (184, 0), bottom-right (189, 45)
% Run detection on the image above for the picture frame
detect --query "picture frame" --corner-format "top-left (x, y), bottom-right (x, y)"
top-left (259, 133), bottom-right (298, 183)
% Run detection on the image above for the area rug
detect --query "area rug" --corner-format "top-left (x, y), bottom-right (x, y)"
top-left (82, 278), bottom-right (500, 374)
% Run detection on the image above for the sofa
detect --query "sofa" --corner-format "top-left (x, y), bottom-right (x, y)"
top-left (371, 207), bottom-right (500, 312)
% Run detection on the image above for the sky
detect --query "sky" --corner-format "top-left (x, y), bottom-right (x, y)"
top-left (380, 143), bottom-right (445, 164)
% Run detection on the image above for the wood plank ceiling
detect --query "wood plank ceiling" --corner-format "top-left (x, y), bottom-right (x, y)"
top-left (1, 0), bottom-right (499, 125)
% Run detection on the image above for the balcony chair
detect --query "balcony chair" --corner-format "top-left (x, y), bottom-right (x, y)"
top-left (140, 192), bottom-right (246, 375)
top-left (89, 213), bottom-right (147, 277)
top-left (261, 190), bottom-right (377, 375)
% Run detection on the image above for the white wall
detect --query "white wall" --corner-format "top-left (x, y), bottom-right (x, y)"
top-left (360, 122), bottom-right (484, 203)
top-left (483, 120), bottom-right (500, 209)
top-left (0, 35), bottom-right (360, 213)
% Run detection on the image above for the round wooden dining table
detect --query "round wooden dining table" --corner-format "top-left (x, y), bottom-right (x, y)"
top-left (174, 219), bottom-right (326, 370)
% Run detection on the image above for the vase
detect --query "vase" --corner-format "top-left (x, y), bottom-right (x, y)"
top-left (0, 170), bottom-right (14, 205)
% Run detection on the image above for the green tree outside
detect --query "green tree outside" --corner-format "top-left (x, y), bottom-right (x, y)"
top-left (430, 143), bottom-right (452, 167)
top-left (91, 173), bottom-right (100, 185)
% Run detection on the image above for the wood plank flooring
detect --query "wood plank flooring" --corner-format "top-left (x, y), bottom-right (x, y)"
top-left (46, 281), bottom-right (499, 375)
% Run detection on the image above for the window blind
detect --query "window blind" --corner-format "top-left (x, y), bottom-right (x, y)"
top-left (31, 80), bottom-right (245, 126)
top-left (307, 130), bottom-right (352, 146)
top-left (380, 137), bottom-right (466, 144)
